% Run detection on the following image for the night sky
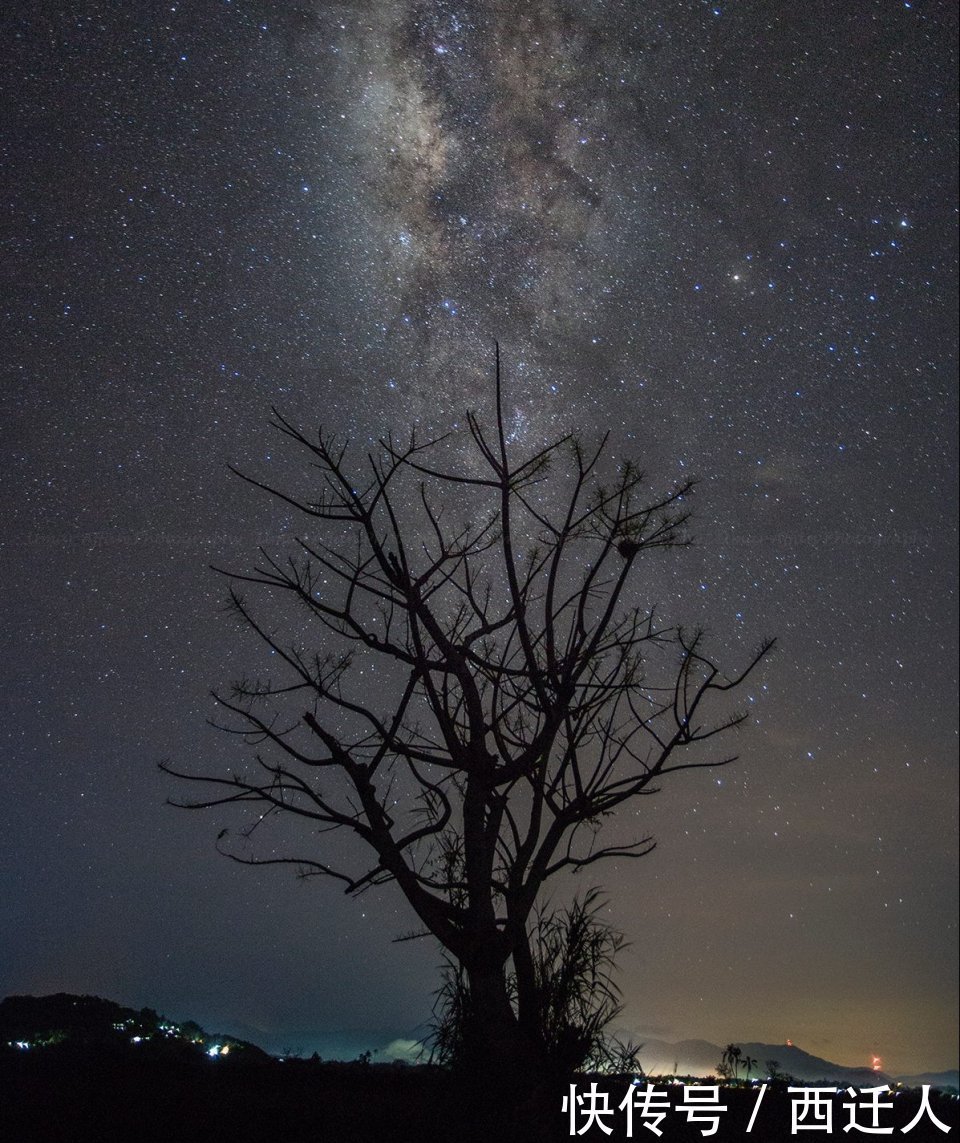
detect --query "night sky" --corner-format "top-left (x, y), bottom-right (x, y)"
top-left (2, 1), bottom-right (957, 1077)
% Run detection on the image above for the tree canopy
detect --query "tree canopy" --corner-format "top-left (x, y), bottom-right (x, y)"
top-left (164, 354), bottom-right (771, 1107)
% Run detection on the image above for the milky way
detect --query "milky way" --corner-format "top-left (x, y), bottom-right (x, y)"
top-left (309, 1), bottom-right (751, 417)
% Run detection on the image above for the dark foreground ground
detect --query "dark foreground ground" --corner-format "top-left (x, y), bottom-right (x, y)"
top-left (3, 1048), bottom-right (958, 1142)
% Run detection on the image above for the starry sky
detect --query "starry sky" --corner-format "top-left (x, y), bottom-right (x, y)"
top-left (2, 0), bottom-right (957, 1077)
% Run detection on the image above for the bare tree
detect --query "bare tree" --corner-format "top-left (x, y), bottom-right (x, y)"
top-left (163, 350), bottom-right (771, 1095)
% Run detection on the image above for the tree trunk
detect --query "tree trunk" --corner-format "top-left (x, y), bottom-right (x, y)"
top-left (445, 959), bottom-right (562, 1142)
top-left (462, 959), bottom-right (534, 1074)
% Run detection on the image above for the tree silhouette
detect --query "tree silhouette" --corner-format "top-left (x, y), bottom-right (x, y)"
top-left (163, 353), bottom-right (771, 1110)
top-left (720, 1043), bottom-right (743, 1083)
top-left (428, 886), bottom-right (643, 1078)
top-left (743, 1053), bottom-right (757, 1081)
top-left (765, 1057), bottom-right (792, 1084)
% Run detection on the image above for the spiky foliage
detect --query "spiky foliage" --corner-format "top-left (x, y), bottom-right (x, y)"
top-left (429, 889), bottom-right (642, 1077)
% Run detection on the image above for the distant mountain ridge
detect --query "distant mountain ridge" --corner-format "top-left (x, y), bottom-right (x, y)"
top-left (896, 1071), bottom-right (960, 1091)
top-left (632, 1036), bottom-right (958, 1088)
top-left (0, 993), bottom-right (267, 1060)
top-left (4, 994), bottom-right (955, 1091)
